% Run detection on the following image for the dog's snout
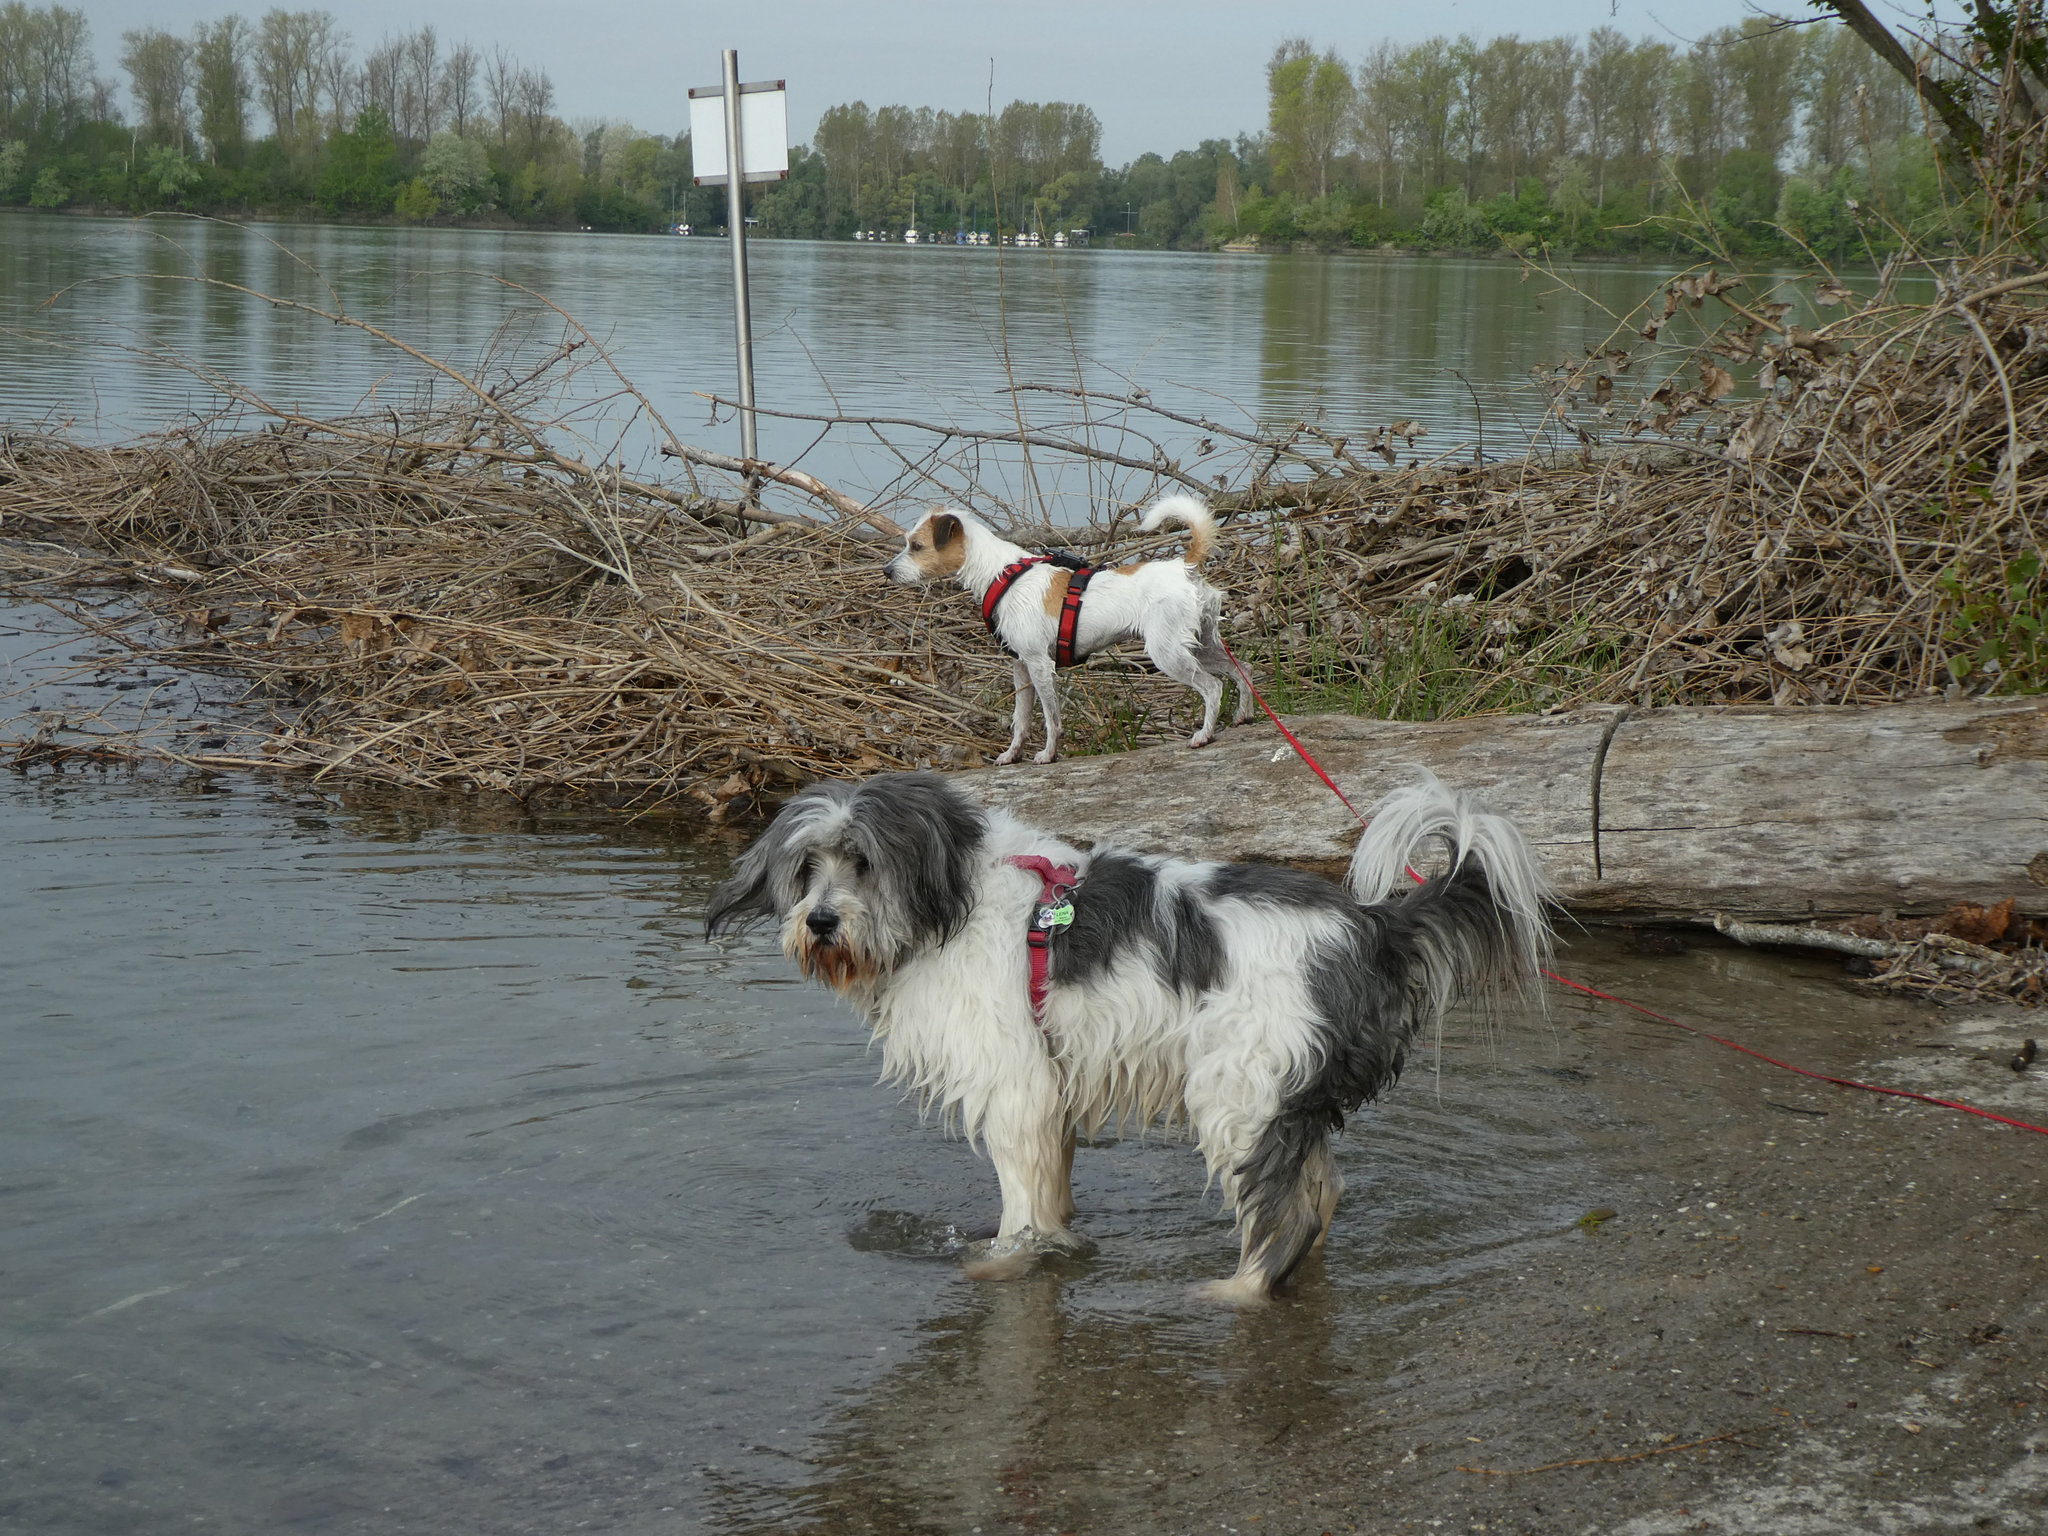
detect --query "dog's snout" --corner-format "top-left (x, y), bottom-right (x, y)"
top-left (806, 909), bottom-right (841, 941)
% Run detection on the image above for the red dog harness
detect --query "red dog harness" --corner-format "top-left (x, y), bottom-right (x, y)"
top-left (1005, 853), bottom-right (1081, 1029)
top-left (981, 557), bottom-right (1097, 669)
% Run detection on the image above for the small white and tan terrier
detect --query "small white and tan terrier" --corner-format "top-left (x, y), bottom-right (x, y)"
top-left (884, 493), bottom-right (1257, 764)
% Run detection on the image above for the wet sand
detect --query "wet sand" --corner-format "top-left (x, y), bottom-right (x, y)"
top-left (740, 936), bottom-right (2048, 1536)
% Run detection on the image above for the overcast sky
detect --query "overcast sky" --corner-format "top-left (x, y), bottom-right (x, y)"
top-left (87, 0), bottom-right (1829, 162)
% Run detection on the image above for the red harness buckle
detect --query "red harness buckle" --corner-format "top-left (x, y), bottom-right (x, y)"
top-left (1006, 853), bottom-right (1081, 1029)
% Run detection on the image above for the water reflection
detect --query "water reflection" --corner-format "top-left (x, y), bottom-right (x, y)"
top-left (6, 213), bottom-right (1712, 514)
top-left (701, 1032), bottom-right (1597, 1533)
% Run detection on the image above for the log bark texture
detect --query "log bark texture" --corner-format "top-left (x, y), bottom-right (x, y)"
top-left (952, 700), bottom-right (2048, 922)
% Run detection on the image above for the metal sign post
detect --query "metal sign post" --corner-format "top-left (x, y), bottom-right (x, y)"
top-left (689, 55), bottom-right (788, 476)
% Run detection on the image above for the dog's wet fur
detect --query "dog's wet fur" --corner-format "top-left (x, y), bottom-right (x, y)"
top-left (708, 771), bottom-right (1554, 1303)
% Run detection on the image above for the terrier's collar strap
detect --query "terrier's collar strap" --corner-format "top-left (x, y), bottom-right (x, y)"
top-left (1005, 853), bottom-right (1081, 1030)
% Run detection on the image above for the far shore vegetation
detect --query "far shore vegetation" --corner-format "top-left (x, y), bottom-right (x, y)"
top-left (0, 4), bottom-right (2002, 261)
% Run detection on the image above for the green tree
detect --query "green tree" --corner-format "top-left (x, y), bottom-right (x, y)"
top-left (319, 103), bottom-right (399, 213)
top-left (1777, 162), bottom-right (1867, 256)
top-left (1709, 146), bottom-right (1781, 246)
top-left (1419, 184), bottom-right (1488, 245)
top-left (28, 162), bottom-right (64, 205)
top-left (143, 142), bottom-right (200, 200)
top-left (191, 17), bottom-right (251, 164)
top-left (1267, 38), bottom-right (1354, 198)
top-left (1548, 155), bottom-right (1592, 239)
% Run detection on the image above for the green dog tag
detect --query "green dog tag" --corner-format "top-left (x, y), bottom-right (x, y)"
top-left (1037, 900), bottom-right (1076, 931)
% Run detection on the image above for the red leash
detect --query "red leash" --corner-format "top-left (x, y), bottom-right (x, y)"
top-left (1544, 970), bottom-right (2048, 1136)
top-left (1218, 642), bottom-right (2048, 1138)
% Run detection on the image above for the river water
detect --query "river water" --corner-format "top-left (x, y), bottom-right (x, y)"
top-left (1, 599), bottom-right (1595, 1531)
top-left (1, 212), bottom-right (1714, 518)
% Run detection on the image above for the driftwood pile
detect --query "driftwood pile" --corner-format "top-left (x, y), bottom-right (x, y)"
top-left (0, 254), bottom-right (2043, 827)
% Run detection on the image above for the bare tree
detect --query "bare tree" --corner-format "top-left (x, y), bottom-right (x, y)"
top-left (318, 28), bottom-right (352, 133)
top-left (401, 25), bottom-right (440, 141)
top-left (360, 36), bottom-right (401, 131)
top-left (1353, 42), bottom-right (1405, 205)
top-left (1730, 17), bottom-right (1803, 166)
top-left (1529, 36), bottom-right (1580, 167)
top-left (254, 9), bottom-right (339, 144)
top-left (514, 64), bottom-right (553, 151)
top-left (483, 45), bottom-right (517, 143)
top-left (1268, 38), bottom-right (1355, 198)
top-left (442, 41), bottom-right (478, 137)
top-left (1807, 0), bottom-right (1987, 154)
top-left (1579, 27), bottom-right (1627, 204)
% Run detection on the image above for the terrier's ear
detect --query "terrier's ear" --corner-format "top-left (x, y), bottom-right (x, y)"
top-left (930, 513), bottom-right (962, 549)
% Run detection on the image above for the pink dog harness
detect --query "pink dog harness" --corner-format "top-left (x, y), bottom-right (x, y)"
top-left (1005, 853), bottom-right (1081, 1028)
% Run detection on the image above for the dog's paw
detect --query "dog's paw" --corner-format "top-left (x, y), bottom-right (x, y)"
top-left (1031, 748), bottom-right (1059, 765)
top-left (961, 1241), bottom-right (1040, 1282)
top-left (993, 748), bottom-right (1021, 766)
top-left (1187, 731), bottom-right (1217, 750)
top-left (1195, 1275), bottom-right (1275, 1308)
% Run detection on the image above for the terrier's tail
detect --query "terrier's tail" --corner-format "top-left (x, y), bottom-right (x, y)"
top-left (1138, 493), bottom-right (1216, 566)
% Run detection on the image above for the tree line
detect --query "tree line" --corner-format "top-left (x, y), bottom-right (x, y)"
top-left (768, 21), bottom-right (1941, 259)
top-left (0, 5), bottom-right (704, 226)
top-left (0, 4), bottom-right (1966, 257)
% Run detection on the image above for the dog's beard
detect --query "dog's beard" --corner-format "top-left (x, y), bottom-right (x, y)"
top-left (784, 904), bottom-right (885, 994)
top-left (792, 934), bottom-right (878, 992)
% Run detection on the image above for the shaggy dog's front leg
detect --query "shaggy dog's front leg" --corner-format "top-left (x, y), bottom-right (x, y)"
top-left (961, 1082), bottom-right (1077, 1280)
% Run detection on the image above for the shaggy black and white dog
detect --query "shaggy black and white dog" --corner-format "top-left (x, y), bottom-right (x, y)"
top-left (706, 771), bottom-right (1553, 1303)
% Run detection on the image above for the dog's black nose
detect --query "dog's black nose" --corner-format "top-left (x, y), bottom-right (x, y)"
top-left (806, 909), bottom-right (840, 941)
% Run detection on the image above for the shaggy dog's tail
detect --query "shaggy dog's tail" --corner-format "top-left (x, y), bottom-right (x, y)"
top-left (1345, 772), bottom-right (1555, 1013)
top-left (1138, 493), bottom-right (1217, 566)
top-left (1220, 774), bottom-right (1556, 1298)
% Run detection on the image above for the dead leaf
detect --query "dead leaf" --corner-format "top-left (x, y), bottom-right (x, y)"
top-left (1934, 897), bottom-right (2014, 945)
top-left (1700, 363), bottom-right (1735, 402)
top-left (1788, 326), bottom-right (1841, 359)
top-left (1767, 619), bottom-right (1811, 671)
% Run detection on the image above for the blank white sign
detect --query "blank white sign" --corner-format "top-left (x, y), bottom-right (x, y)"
top-left (689, 86), bottom-right (790, 185)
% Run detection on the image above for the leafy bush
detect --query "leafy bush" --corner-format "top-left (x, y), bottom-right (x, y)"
top-left (1419, 186), bottom-right (1489, 248)
top-left (28, 165), bottom-right (66, 207)
top-left (421, 132), bottom-right (491, 212)
top-left (394, 177), bottom-right (439, 222)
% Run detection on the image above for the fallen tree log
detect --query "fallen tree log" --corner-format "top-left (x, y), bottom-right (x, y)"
top-left (951, 699), bottom-right (2048, 923)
